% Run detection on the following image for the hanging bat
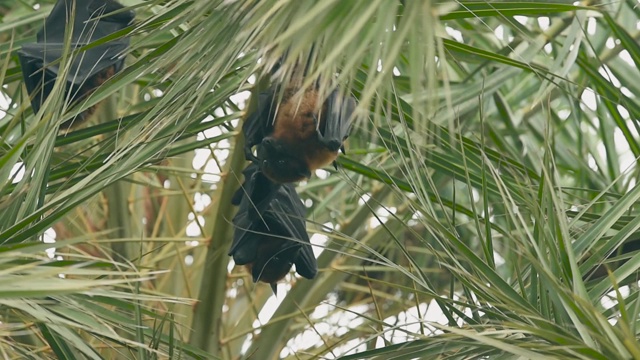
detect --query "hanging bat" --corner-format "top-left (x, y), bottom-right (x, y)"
top-left (229, 164), bottom-right (317, 294)
top-left (243, 83), bottom-right (356, 183)
top-left (18, 0), bottom-right (134, 128)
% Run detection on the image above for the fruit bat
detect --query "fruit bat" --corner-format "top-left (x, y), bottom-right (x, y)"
top-left (229, 164), bottom-right (317, 294)
top-left (18, 0), bottom-right (134, 127)
top-left (243, 83), bottom-right (356, 183)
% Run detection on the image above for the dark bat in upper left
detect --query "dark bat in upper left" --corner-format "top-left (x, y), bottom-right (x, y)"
top-left (229, 164), bottom-right (317, 294)
top-left (18, 0), bottom-right (134, 128)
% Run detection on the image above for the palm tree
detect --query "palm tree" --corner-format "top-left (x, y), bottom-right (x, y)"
top-left (1, 0), bottom-right (639, 358)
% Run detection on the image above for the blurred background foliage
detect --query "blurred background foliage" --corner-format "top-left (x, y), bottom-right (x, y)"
top-left (1, 0), bottom-right (640, 359)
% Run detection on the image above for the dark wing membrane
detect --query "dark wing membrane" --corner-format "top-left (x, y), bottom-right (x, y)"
top-left (88, 0), bottom-right (136, 24)
top-left (249, 171), bottom-right (281, 216)
top-left (40, 0), bottom-right (134, 44)
top-left (243, 90), bottom-right (276, 160)
top-left (228, 227), bottom-right (259, 265)
top-left (231, 163), bottom-right (266, 205)
top-left (294, 245), bottom-right (318, 279)
top-left (229, 164), bottom-right (261, 261)
top-left (269, 186), bottom-right (317, 279)
top-left (229, 165), bottom-right (297, 265)
top-left (281, 183), bottom-right (307, 219)
top-left (18, 0), bottom-right (133, 113)
top-left (318, 90), bottom-right (356, 152)
top-left (228, 193), bottom-right (258, 263)
top-left (231, 164), bottom-right (281, 217)
top-left (229, 164), bottom-right (317, 283)
top-left (268, 186), bottom-right (308, 243)
top-left (230, 186), bottom-right (244, 207)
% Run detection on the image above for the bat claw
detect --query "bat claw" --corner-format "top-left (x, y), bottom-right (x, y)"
top-left (340, 145), bottom-right (346, 155)
top-left (270, 283), bottom-right (278, 296)
top-left (332, 161), bottom-right (338, 171)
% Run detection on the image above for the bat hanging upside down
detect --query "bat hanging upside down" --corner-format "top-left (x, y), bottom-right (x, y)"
top-left (243, 84), bottom-right (356, 183)
top-left (228, 164), bottom-right (317, 294)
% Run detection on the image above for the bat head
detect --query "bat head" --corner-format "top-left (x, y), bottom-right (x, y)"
top-left (258, 137), bottom-right (312, 183)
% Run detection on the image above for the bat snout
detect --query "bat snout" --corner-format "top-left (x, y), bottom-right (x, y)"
top-left (261, 137), bottom-right (281, 151)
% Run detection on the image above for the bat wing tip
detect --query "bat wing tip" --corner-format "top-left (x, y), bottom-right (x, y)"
top-left (294, 256), bottom-right (318, 279)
